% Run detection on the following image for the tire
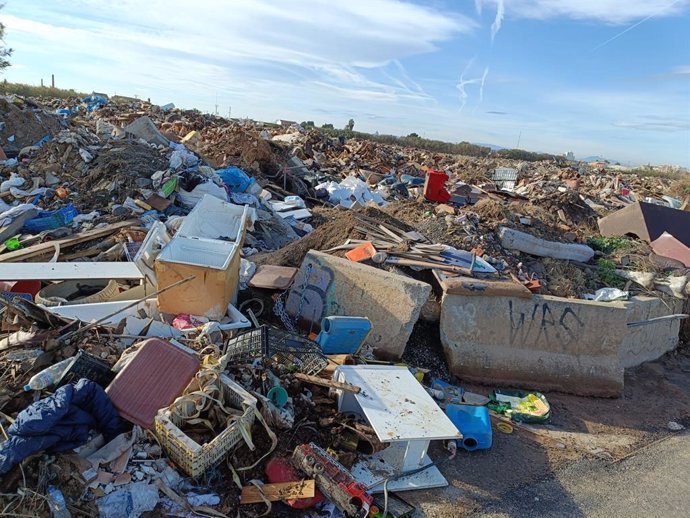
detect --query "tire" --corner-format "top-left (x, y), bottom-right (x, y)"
top-left (36, 279), bottom-right (120, 306)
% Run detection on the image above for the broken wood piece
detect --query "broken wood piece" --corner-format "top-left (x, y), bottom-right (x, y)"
top-left (240, 480), bottom-right (316, 504)
top-left (0, 220), bottom-right (139, 263)
top-left (385, 256), bottom-right (473, 274)
top-left (293, 372), bottom-right (361, 393)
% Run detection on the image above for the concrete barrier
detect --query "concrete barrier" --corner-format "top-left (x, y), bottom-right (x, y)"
top-left (440, 293), bottom-right (681, 397)
top-left (287, 251), bottom-right (431, 359)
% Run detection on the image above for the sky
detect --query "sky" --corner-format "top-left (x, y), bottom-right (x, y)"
top-left (1, 0), bottom-right (689, 166)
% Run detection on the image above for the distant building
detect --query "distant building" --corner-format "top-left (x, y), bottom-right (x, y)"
top-left (276, 119), bottom-right (297, 128)
top-left (565, 151), bottom-right (576, 162)
top-left (91, 91), bottom-right (109, 99)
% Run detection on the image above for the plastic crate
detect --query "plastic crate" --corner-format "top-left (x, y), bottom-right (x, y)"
top-left (224, 325), bottom-right (328, 375)
top-left (56, 350), bottom-right (114, 388)
top-left (23, 204), bottom-right (78, 233)
top-left (154, 373), bottom-right (256, 478)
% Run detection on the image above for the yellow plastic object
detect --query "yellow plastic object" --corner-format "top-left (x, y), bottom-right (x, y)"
top-left (496, 422), bottom-right (514, 434)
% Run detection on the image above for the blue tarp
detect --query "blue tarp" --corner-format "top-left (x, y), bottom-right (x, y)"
top-left (0, 379), bottom-right (125, 474)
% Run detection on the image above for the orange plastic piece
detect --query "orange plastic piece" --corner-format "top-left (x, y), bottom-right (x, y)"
top-left (345, 242), bottom-right (377, 262)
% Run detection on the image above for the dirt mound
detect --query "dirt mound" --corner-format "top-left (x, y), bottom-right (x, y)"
top-left (0, 97), bottom-right (64, 156)
top-left (252, 205), bottom-right (413, 267)
top-left (197, 124), bottom-right (278, 173)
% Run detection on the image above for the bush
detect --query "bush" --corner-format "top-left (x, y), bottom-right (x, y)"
top-left (0, 81), bottom-right (87, 99)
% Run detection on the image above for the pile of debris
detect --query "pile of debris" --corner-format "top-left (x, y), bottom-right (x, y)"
top-left (0, 93), bottom-right (687, 518)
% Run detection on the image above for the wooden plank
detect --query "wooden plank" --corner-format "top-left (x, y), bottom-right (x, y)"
top-left (0, 262), bottom-right (144, 281)
top-left (0, 220), bottom-right (138, 263)
top-left (240, 480), bottom-right (315, 504)
top-left (293, 372), bottom-right (361, 393)
top-left (377, 224), bottom-right (404, 243)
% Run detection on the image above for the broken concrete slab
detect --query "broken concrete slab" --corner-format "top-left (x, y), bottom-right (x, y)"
top-left (286, 250), bottom-right (431, 360)
top-left (440, 292), bottom-right (683, 397)
top-left (620, 296), bottom-right (683, 368)
top-left (598, 201), bottom-right (690, 247)
top-left (123, 116), bottom-right (169, 147)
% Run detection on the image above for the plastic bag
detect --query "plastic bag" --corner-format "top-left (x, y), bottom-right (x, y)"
top-left (176, 181), bottom-right (227, 209)
top-left (216, 166), bottom-right (255, 193)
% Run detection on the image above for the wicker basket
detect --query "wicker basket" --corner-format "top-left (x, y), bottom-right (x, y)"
top-left (154, 373), bottom-right (256, 477)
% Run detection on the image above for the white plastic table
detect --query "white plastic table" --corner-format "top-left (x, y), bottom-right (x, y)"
top-left (334, 365), bottom-right (461, 492)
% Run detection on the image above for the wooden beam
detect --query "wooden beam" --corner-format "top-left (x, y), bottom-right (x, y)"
top-left (293, 372), bottom-right (361, 393)
top-left (240, 480), bottom-right (315, 504)
top-left (0, 220), bottom-right (139, 263)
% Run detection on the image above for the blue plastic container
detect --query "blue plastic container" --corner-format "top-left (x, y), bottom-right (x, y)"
top-left (22, 204), bottom-right (78, 233)
top-left (316, 316), bottom-right (372, 354)
top-left (445, 404), bottom-right (492, 451)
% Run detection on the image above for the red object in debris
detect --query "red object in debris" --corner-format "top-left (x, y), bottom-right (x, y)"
top-left (106, 338), bottom-right (200, 428)
top-left (292, 443), bottom-right (373, 517)
top-left (0, 280), bottom-right (41, 299)
top-left (265, 457), bottom-right (324, 509)
top-left (0, 146), bottom-right (7, 161)
top-left (423, 169), bottom-right (451, 203)
top-left (524, 279), bottom-right (542, 293)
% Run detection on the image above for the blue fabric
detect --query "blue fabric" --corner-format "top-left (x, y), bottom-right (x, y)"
top-left (0, 379), bottom-right (124, 474)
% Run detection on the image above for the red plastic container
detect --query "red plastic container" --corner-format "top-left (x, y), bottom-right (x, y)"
top-left (423, 169), bottom-right (451, 203)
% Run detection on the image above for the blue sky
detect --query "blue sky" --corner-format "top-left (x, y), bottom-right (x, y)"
top-left (1, 0), bottom-right (689, 165)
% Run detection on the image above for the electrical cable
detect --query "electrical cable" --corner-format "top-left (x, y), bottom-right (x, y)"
top-left (369, 454), bottom-right (453, 517)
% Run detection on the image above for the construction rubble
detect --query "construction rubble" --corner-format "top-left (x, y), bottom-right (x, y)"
top-left (0, 93), bottom-right (688, 518)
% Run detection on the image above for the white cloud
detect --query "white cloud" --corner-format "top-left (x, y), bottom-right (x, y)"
top-left (672, 65), bottom-right (690, 75)
top-left (1, 1), bottom-right (474, 116)
top-left (481, 0), bottom-right (690, 24)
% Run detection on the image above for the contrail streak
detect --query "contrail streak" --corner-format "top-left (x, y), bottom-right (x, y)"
top-left (593, 0), bottom-right (682, 51)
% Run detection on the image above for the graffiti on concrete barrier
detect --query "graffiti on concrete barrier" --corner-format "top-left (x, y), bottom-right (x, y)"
top-left (508, 301), bottom-right (584, 345)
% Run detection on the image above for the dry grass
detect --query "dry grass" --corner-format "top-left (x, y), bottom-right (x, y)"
top-left (472, 198), bottom-right (512, 227)
top-left (543, 258), bottom-right (597, 298)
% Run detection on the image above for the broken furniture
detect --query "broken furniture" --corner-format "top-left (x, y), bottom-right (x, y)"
top-left (153, 195), bottom-right (251, 319)
top-left (106, 338), bottom-right (200, 428)
top-left (333, 365), bottom-right (461, 492)
top-left (155, 237), bottom-right (240, 320)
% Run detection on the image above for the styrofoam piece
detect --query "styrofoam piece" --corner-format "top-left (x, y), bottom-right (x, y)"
top-left (42, 299), bottom-right (158, 325)
top-left (177, 194), bottom-right (254, 243)
top-left (274, 208), bottom-right (312, 220)
top-left (157, 237), bottom-right (236, 270)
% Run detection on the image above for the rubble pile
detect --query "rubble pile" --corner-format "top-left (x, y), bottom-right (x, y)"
top-left (0, 93), bottom-right (688, 518)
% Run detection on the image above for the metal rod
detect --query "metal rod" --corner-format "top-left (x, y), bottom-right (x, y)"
top-left (59, 276), bottom-right (195, 342)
